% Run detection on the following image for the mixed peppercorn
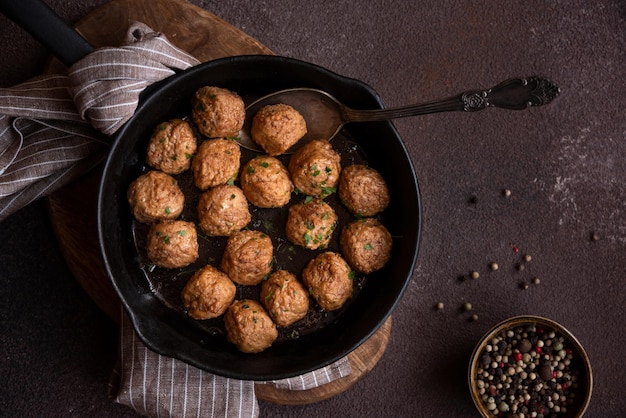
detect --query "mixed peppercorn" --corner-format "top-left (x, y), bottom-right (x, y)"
top-left (474, 323), bottom-right (583, 417)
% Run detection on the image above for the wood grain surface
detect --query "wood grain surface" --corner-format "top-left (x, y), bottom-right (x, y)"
top-left (45, 0), bottom-right (389, 405)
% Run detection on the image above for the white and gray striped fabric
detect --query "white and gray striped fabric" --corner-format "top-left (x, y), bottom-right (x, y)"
top-left (0, 22), bottom-right (199, 221)
top-left (112, 313), bottom-right (352, 418)
top-left (2, 22), bottom-right (353, 417)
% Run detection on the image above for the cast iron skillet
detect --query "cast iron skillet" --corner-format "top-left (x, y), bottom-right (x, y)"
top-left (2, 0), bottom-right (421, 380)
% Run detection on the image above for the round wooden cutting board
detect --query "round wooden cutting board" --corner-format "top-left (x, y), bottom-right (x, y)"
top-left (46, 0), bottom-right (391, 404)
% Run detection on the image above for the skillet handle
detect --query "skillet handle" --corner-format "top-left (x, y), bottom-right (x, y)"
top-left (0, 0), bottom-right (94, 67)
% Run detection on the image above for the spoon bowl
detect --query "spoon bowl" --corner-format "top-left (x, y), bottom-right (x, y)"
top-left (238, 77), bottom-right (560, 153)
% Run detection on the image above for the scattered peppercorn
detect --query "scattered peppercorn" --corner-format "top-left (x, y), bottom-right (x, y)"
top-left (463, 302), bottom-right (473, 312)
top-left (523, 254), bottom-right (532, 262)
top-left (470, 314), bottom-right (479, 322)
top-left (532, 277), bottom-right (541, 285)
top-left (516, 263), bottom-right (525, 271)
top-left (502, 189), bottom-right (512, 198)
top-left (489, 262), bottom-right (499, 271)
top-left (520, 281), bottom-right (529, 290)
top-left (436, 302), bottom-right (444, 310)
top-left (590, 232), bottom-right (599, 241)
top-left (471, 271), bottom-right (480, 280)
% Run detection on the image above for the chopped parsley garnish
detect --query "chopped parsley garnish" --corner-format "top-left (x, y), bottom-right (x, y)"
top-left (320, 186), bottom-right (336, 197)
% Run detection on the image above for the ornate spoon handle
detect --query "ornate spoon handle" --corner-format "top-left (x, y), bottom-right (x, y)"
top-left (342, 77), bottom-right (560, 122)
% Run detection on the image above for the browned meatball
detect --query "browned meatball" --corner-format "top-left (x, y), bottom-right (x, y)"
top-left (192, 138), bottom-right (241, 190)
top-left (338, 164), bottom-right (390, 217)
top-left (127, 170), bottom-right (184, 224)
top-left (192, 86), bottom-right (245, 138)
top-left (181, 265), bottom-right (236, 320)
top-left (260, 270), bottom-right (309, 327)
top-left (220, 230), bottom-right (273, 286)
top-left (251, 104), bottom-right (307, 156)
top-left (146, 220), bottom-right (199, 269)
top-left (240, 156), bottom-right (293, 208)
top-left (340, 218), bottom-right (392, 274)
top-left (302, 252), bottom-right (352, 311)
top-left (224, 299), bottom-right (278, 353)
top-left (288, 139), bottom-right (341, 198)
top-left (285, 199), bottom-right (337, 250)
top-left (197, 184), bottom-right (251, 236)
top-left (146, 119), bottom-right (197, 174)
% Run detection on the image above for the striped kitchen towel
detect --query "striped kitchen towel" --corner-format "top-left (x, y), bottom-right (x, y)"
top-left (111, 312), bottom-right (352, 418)
top-left (0, 22), bottom-right (199, 221)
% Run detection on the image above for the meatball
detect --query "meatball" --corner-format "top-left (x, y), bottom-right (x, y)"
top-left (251, 104), bottom-right (307, 156)
top-left (338, 164), bottom-right (390, 217)
top-left (224, 299), bottom-right (278, 353)
top-left (146, 119), bottom-right (197, 174)
top-left (181, 265), bottom-right (236, 320)
top-left (127, 170), bottom-right (184, 224)
top-left (285, 199), bottom-right (337, 250)
top-left (288, 139), bottom-right (341, 198)
top-left (192, 86), bottom-right (245, 138)
top-left (302, 252), bottom-right (352, 311)
top-left (220, 230), bottom-right (273, 286)
top-left (260, 270), bottom-right (309, 327)
top-left (192, 138), bottom-right (241, 190)
top-left (240, 156), bottom-right (293, 208)
top-left (340, 218), bottom-right (392, 274)
top-left (146, 220), bottom-right (199, 269)
top-left (197, 184), bottom-right (251, 236)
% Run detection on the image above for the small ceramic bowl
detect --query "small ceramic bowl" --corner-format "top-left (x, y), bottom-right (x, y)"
top-left (468, 315), bottom-right (592, 417)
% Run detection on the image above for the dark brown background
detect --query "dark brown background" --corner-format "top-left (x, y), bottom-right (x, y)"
top-left (1, 1), bottom-right (624, 416)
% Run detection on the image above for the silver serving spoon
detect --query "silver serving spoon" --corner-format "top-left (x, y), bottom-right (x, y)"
top-left (237, 76), bottom-right (559, 153)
